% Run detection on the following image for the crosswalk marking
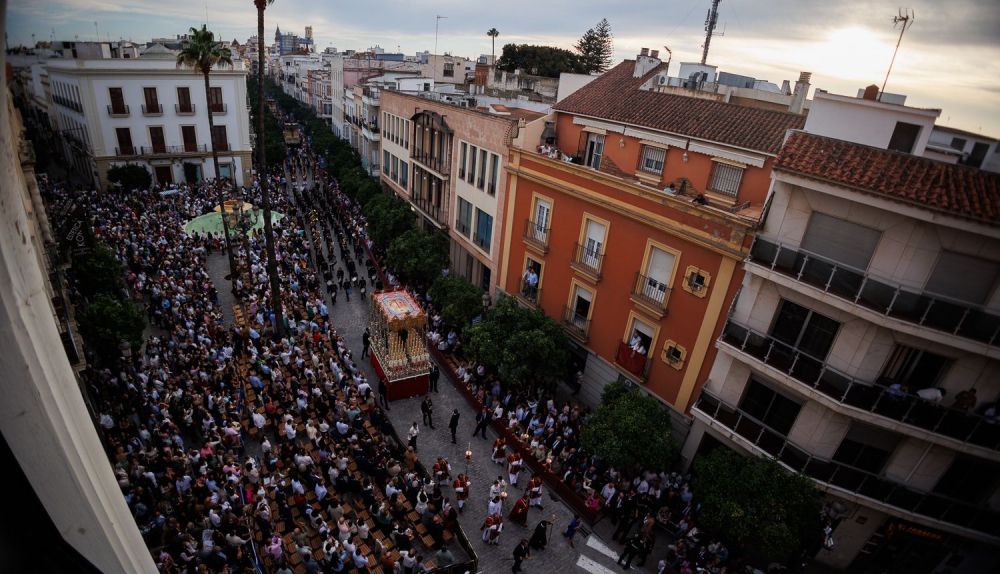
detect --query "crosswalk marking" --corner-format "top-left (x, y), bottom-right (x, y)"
top-left (586, 535), bottom-right (620, 561)
top-left (577, 554), bottom-right (619, 574)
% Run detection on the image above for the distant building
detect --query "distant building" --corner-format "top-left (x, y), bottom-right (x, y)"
top-left (274, 26), bottom-right (314, 55)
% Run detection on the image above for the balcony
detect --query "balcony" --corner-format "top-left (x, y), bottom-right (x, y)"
top-left (562, 306), bottom-right (590, 342)
top-left (518, 280), bottom-right (542, 307)
top-left (52, 95), bottom-right (83, 113)
top-left (631, 272), bottom-right (670, 318)
top-left (114, 146), bottom-right (138, 157)
top-left (209, 103), bottom-right (228, 115)
top-left (141, 103), bottom-right (162, 116)
top-left (212, 141), bottom-right (231, 152)
top-left (615, 341), bottom-right (651, 381)
top-left (106, 104), bottom-right (130, 117)
top-left (749, 237), bottom-right (1000, 350)
top-left (412, 195), bottom-right (448, 227)
top-left (362, 122), bottom-right (380, 141)
top-left (522, 219), bottom-right (549, 254)
top-left (412, 151), bottom-right (450, 176)
top-left (719, 319), bottom-right (1000, 453)
top-left (139, 144), bottom-right (209, 155)
top-left (693, 390), bottom-right (1000, 539)
top-left (362, 87), bottom-right (380, 106)
top-left (175, 103), bottom-right (196, 115)
top-left (570, 243), bottom-right (604, 282)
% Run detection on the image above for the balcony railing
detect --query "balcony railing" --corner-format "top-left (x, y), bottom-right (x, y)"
top-left (141, 103), bottom-right (162, 115)
top-left (562, 305), bottom-right (591, 341)
top-left (631, 272), bottom-right (671, 316)
top-left (52, 95), bottom-right (83, 113)
top-left (139, 144), bottom-right (208, 155)
top-left (719, 319), bottom-right (1000, 451)
top-left (571, 243), bottom-right (604, 279)
top-left (412, 151), bottom-right (450, 175)
top-left (615, 341), bottom-right (651, 380)
top-left (114, 146), bottom-right (138, 156)
top-left (522, 219), bottom-right (549, 253)
top-left (519, 281), bottom-right (541, 307)
top-left (175, 103), bottom-right (196, 115)
top-left (693, 389), bottom-right (1000, 537)
top-left (413, 195), bottom-right (448, 226)
top-left (209, 103), bottom-right (228, 114)
top-left (749, 236), bottom-right (1000, 348)
top-left (106, 104), bottom-right (130, 117)
top-left (212, 141), bottom-right (231, 152)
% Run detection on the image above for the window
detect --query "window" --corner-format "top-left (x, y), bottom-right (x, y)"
top-left (570, 285), bottom-right (593, 329)
top-left (149, 126), bottom-right (166, 153)
top-left (950, 137), bottom-right (967, 151)
top-left (878, 345), bottom-right (950, 390)
top-left (663, 340), bottom-right (687, 369)
top-left (443, 62), bottom-right (455, 77)
top-left (531, 199), bottom-right (551, 243)
top-left (391, 156), bottom-right (399, 182)
top-left (143, 87), bottom-right (159, 113)
top-left (478, 149), bottom-right (488, 189)
top-left (459, 142), bottom-right (467, 178)
top-left (582, 219), bottom-right (606, 269)
top-left (108, 87), bottom-right (126, 114)
top-left (770, 300), bottom-right (840, 360)
top-left (467, 145), bottom-right (477, 184)
top-left (208, 87), bottom-right (224, 112)
top-left (639, 145), bottom-right (666, 174)
top-left (177, 87), bottom-right (193, 112)
top-left (708, 162), bottom-right (743, 197)
top-left (211, 125), bottom-right (228, 151)
top-left (935, 456), bottom-right (1000, 504)
top-left (627, 316), bottom-right (655, 355)
top-left (115, 127), bottom-right (134, 155)
top-left (888, 121), bottom-right (921, 154)
top-left (800, 213), bottom-right (882, 271)
top-left (833, 424), bottom-right (899, 473)
top-left (383, 150), bottom-right (391, 172)
top-left (181, 125), bottom-right (198, 152)
top-left (641, 246), bottom-right (675, 304)
top-left (474, 208), bottom-right (493, 252)
top-left (489, 154), bottom-right (499, 195)
top-left (456, 196), bottom-right (473, 237)
top-left (740, 378), bottom-right (801, 435)
top-left (925, 251), bottom-right (999, 304)
top-left (400, 163), bottom-right (408, 189)
top-left (585, 133), bottom-right (604, 169)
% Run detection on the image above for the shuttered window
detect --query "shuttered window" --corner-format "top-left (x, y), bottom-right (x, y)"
top-left (640, 145), bottom-right (666, 174)
top-left (708, 162), bottom-right (743, 196)
top-left (925, 251), bottom-right (999, 304)
top-left (801, 212), bottom-right (881, 271)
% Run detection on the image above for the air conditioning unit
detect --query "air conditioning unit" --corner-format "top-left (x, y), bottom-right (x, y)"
top-left (658, 75), bottom-right (667, 85)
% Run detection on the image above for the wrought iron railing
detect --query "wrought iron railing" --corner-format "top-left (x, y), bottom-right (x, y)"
top-left (631, 272), bottom-right (671, 313)
top-left (571, 243), bottom-right (604, 278)
top-left (562, 305), bottom-right (591, 340)
top-left (522, 219), bottom-right (549, 252)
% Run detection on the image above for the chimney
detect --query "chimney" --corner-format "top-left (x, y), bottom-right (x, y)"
top-left (861, 84), bottom-right (879, 101)
top-left (650, 49), bottom-right (659, 59)
top-left (788, 71), bottom-right (811, 114)
top-left (780, 79), bottom-right (791, 95)
top-left (640, 47), bottom-right (649, 57)
top-left (633, 49), bottom-right (662, 78)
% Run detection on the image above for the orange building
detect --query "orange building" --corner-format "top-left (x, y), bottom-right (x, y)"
top-left (499, 54), bottom-right (805, 418)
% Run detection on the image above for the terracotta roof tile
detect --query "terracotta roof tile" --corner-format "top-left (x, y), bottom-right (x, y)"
top-left (553, 61), bottom-right (806, 154)
top-left (776, 131), bottom-right (1000, 225)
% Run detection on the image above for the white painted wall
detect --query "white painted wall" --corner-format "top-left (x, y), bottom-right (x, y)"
top-left (804, 91), bottom-right (939, 154)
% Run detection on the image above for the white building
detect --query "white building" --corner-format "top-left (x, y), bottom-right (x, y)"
top-left (682, 91), bottom-right (1000, 572)
top-left (926, 125), bottom-right (1000, 173)
top-left (46, 46), bottom-right (252, 189)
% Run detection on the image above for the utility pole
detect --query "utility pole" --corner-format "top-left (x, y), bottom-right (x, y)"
top-left (435, 15), bottom-right (447, 78)
top-left (701, 0), bottom-right (721, 65)
top-left (879, 9), bottom-right (914, 102)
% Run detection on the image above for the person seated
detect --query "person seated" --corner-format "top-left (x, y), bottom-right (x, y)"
top-left (691, 193), bottom-right (708, 205)
top-left (953, 388), bottom-right (978, 412)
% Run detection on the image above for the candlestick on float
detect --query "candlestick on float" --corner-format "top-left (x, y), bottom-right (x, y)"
top-left (464, 443), bottom-right (472, 475)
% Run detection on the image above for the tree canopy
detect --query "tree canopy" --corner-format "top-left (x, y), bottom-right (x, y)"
top-left (694, 448), bottom-right (822, 564)
top-left (463, 297), bottom-right (569, 391)
top-left (77, 293), bottom-right (147, 366)
top-left (363, 193), bottom-right (415, 248)
top-left (73, 245), bottom-right (125, 300)
top-left (495, 44), bottom-right (588, 77)
top-left (106, 164), bottom-right (152, 191)
top-left (575, 18), bottom-right (614, 73)
top-left (385, 229), bottom-right (449, 288)
top-left (581, 380), bottom-right (676, 471)
top-left (428, 275), bottom-right (483, 329)
top-left (176, 25), bottom-right (233, 76)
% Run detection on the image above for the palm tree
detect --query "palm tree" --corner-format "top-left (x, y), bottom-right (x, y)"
top-left (253, 0), bottom-right (285, 337)
top-left (487, 28), bottom-right (500, 63)
top-left (176, 25), bottom-right (237, 287)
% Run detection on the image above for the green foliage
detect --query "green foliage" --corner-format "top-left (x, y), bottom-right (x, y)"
top-left (106, 163), bottom-right (151, 191)
top-left (363, 193), bottom-right (415, 247)
top-left (246, 76), bottom-right (287, 167)
top-left (694, 448), bottom-right (822, 563)
top-left (428, 275), bottom-right (483, 329)
top-left (581, 380), bottom-right (676, 471)
top-left (575, 18), bottom-right (614, 73)
top-left (77, 293), bottom-right (147, 365)
top-left (495, 44), bottom-right (588, 77)
top-left (463, 297), bottom-right (569, 391)
top-left (176, 25), bottom-right (233, 76)
top-left (385, 229), bottom-right (449, 288)
top-left (73, 245), bottom-right (125, 300)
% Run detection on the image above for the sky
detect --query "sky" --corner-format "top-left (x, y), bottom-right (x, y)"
top-left (7, 0), bottom-right (1000, 135)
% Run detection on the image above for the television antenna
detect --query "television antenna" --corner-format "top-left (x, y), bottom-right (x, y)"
top-left (701, 0), bottom-right (723, 65)
top-left (879, 9), bottom-right (914, 102)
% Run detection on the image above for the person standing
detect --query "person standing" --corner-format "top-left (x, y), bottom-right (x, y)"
top-left (407, 422), bottom-right (420, 452)
top-left (378, 377), bottom-right (391, 411)
top-left (421, 397), bottom-right (435, 429)
top-left (528, 519), bottom-right (552, 550)
top-left (563, 515), bottom-right (581, 548)
top-left (527, 475), bottom-right (544, 509)
top-left (507, 452), bottom-right (523, 487)
top-left (508, 493), bottom-right (530, 527)
top-left (429, 364), bottom-right (440, 393)
top-left (472, 407), bottom-right (491, 439)
top-left (361, 328), bottom-right (371, 358)
top-left (512, 539), bottom-right (531, 573)
top-left (453, 473), bottom-right (470, 513)
top-left (448, 409), bottom-right (460, 444)
top-left (617, 534), bottom-right (646, 570)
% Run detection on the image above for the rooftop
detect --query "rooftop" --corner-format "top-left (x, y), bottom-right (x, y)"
top-left (776, 130), bottom-right (1000, 225)
top-left (554, 60), bottom-right (806, 155)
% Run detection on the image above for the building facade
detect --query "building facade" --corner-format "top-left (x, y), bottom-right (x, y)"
top-left (498, 55), bottom-right (805, 421)
top-left (682, 92), bottom-right (1000, 572)
top-left (46, 51), bottom-right (252, 189)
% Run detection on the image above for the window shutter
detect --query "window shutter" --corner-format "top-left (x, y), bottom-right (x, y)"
top-left (647, 247), bottom-right (675, 285)
top-left (800, 212), bottom-right (881, 271)
top-left (925, 252), bottom-right (998, 304)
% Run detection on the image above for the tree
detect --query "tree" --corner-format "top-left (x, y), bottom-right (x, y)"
top-left (581, 380), bottom-right (676, 471)
top-left (575, 18), bottom-right (614, 73)
top-left (177, 24), bottom-right (237, 285)
top-left (73, 245), bottom-right (124, 300)
top-left (77, 294), bottom-right (147, 366)
top-left (385, 229), bottom-right (448, 288)
top-left (487, 28), bottom-right (500, 62)
top-left (694, 448), bottom-right (822, 564)
top-left (463, 297), bottom-right (569, 392)
top-left (428, 275), bottom-right (483, 329)
top-left (254, 0), bottom-right (285, 337)
top-left (106, 164), bottom-right (151, 191)
top-left (363, 193), bottom-right (414, 248)
top-left (495, 44), bottom-right (588, 78)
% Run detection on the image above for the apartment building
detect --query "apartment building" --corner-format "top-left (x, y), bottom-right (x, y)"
top-left (498, 52), bottom-right (805, 422)
top-left (46, 47), bottom-right (252, 189)
top-left (682, 90), bottom-right (1000, 572)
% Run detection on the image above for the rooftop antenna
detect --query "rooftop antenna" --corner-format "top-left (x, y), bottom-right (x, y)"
top-left (434, 15), bottom-right (447, 56)
top-left (879, 9), bottom-right (914, 102)
top-left (701, 0), bottom-right (722, 65)
top-left (663, 45), bottom-right (673, 76)
top-left (94, 21), bottom-right (99, 42)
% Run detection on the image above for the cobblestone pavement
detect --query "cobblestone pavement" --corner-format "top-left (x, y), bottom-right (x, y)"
top-left (278, 165), bottom-right (671, 574)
